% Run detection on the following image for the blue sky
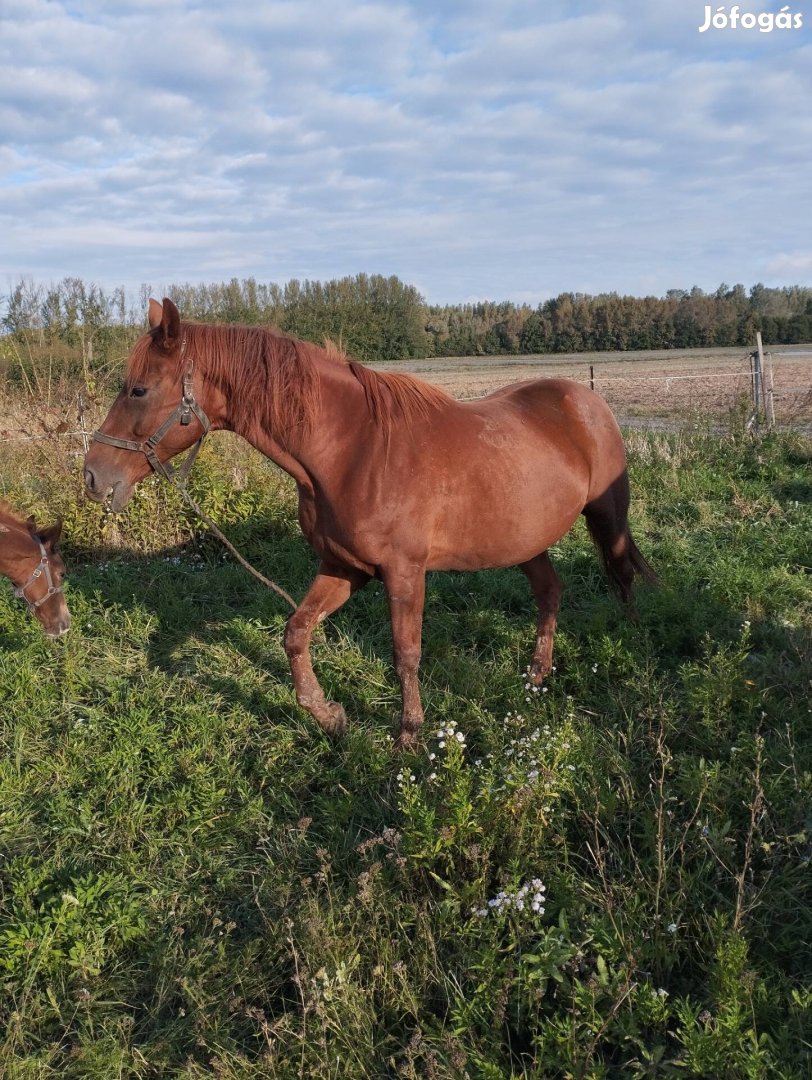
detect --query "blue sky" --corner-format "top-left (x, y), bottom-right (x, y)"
top-left (1, 0), bottom-right (810, 306)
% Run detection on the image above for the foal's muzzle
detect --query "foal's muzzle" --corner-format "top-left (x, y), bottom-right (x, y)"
top-left (15, 542), bottom-right (69, 635)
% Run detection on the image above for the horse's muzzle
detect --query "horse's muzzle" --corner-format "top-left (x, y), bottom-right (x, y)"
top-left (85, 470), bottom-right (133, 513)
top-left (84, 465), bottom-right (104, 499)
top-left (45, 611), bottom-right (72, 638)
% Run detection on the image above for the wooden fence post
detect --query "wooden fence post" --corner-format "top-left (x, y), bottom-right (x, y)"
top-left (77, 392), bottom-right (90, 454)
top-left (756, 332), bottom-right (766, 421)
top-left (749, 332), bottom-right (766, 429)
top-left (767, 356), bottom-right (776, 429)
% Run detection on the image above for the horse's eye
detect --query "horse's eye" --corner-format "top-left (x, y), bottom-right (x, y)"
top-left (130, 386), bottom-right (148, 398)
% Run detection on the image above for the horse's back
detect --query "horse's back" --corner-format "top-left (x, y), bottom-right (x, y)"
top-left (473, 376), bottom-right (623, 447)
top-left (478, 377), bottom-right (616, 427)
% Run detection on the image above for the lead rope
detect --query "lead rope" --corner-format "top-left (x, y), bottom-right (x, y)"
top-left (170, 477), bottom-right (297, 611)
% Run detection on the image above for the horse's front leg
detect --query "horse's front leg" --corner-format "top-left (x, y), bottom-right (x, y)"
top-left (382, 565), bottom-right (426, 750)
top-left (284, 562), bottom-right (369, 737)
top-left (520, 551), bottom-right (563, 685)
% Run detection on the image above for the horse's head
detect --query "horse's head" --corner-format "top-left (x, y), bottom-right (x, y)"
top-left (13, 517), bottom-right (71, 637)
top-left (84, 298), bottom-right (209, 510)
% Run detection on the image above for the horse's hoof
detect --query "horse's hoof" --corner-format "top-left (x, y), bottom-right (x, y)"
top-left (320, 701), bottom-right (348, 738)
top-left (394, 729), bottom-right (419, 752)
top-left (528, 660), bottom-right (550, 686)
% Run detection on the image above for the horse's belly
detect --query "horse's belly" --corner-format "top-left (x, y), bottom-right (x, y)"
top-left (426, 472), bottom-right (586, 571)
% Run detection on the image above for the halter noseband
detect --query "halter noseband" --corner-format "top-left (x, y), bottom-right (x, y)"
top-left (91, 337), bottom-right (211, 484)
top-left (15, 541), bottom-right (63, 611)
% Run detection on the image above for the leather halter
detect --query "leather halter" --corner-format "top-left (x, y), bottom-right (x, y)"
top-left (91, 337), bottom-right (210, 484)
top-left (15, 541), bottom-right (63, 611)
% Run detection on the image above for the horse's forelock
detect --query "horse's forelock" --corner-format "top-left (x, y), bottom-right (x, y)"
top-left (124, 329), bottom-right (183, 390)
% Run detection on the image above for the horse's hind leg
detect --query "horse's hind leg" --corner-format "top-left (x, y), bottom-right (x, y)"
top-left (520, 552), bottom-right (563, 685)
top-left (284, 561), bottom-right (370, 736)
top-left (583, 473), bottom-right (655, 610)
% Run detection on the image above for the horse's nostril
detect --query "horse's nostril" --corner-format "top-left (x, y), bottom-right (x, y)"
top-left (84, 467), bottom-right (96, 492)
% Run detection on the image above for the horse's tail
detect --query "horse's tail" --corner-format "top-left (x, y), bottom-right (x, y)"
top-left (626, 534), bottom-right (659, 586)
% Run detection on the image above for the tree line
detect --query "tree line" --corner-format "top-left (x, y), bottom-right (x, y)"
top-left (2, 275), bottom-right (810, 370)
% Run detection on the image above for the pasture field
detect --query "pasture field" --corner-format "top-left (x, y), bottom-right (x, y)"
top-left (1, 389), bottom-right (811, 1077)
top-left (2, 344), bottom-right (811, 442)
top-left (370, 345), bottom-right (812, 430)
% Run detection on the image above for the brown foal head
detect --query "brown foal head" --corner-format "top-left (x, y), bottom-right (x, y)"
top-left (83, 298), bottom-right (207, 511)
top-left (8, 517), bottom-right (71, 637)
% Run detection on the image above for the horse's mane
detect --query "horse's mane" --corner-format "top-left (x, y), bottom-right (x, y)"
top-left (0, 502), bottom-right (27, 533)
top-left (126, 322), bottom-right (450, 446)
top-left (346, 361), bottom-right (450, 430)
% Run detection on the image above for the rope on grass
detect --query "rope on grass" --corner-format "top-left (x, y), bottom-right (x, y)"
top-left (172, 480), bottom-right (298, 611)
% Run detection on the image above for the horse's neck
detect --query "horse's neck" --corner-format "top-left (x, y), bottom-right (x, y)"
top-left (0, 510), bottom-right (19, 540)
top-left (297, 353), bottom-right (371, 457)
top-left (222, 351), bottom-right (370, 486)
top-left (0, 514), bottom-right (25, 576)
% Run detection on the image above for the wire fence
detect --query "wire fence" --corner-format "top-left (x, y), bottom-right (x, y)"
top-left (2, 347), bottom-right (811, 447)
top-left (588, 351), bottom-right (808, 429)
top-left (419, 347), bottom-right (811, 430)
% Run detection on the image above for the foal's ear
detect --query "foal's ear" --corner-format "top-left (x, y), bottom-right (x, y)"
top-left (26, 514), bottom-right (37, 535)
top-left (38, 519), bottom-right (64, 549)
top-left (148, 296), bottom-right (181, 349)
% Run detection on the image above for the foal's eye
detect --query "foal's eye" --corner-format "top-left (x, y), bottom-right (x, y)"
top-left (130, 386), bottom-right (148, 398)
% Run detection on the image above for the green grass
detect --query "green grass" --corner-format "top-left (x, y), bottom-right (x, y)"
top-left (1, 428), bottom-right (811, 1078)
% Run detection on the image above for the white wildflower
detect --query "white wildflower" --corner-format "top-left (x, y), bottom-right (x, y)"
top-left (481, 879), bottom-right (547, 919)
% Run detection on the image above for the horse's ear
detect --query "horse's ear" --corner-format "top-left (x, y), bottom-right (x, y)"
top-left (26, 514), bottom-right (37, 534)
top-left (38, 519), bottom-right (63, 549)
top-left (148, 297), bottom-right (181, 350)
top-left (148, 297), bottom-right (163, 329)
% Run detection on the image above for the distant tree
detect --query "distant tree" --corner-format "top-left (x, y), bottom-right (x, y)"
top-left (3, 276), bottom-right (810, 369)
top-left (2, 278), bottom-right (45, 336)
top-left (518, 308), bottom-right (552, 353)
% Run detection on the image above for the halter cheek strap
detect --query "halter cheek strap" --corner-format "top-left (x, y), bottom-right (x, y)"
top-left (91, 339), bottom-right (211, 484)
top-left (15, 542), bottom-right (63, 611)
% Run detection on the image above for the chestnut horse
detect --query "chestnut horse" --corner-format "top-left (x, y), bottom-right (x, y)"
top-left (84, 298), bottom-right (655, 747)
top-left (0, 505), bottom-right (70, 637)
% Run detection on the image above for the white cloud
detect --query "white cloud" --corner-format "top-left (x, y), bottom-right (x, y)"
top-left (0, 0), bottom-right (810, 305)
top-left (766, 253), bottom-right (812, 276)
